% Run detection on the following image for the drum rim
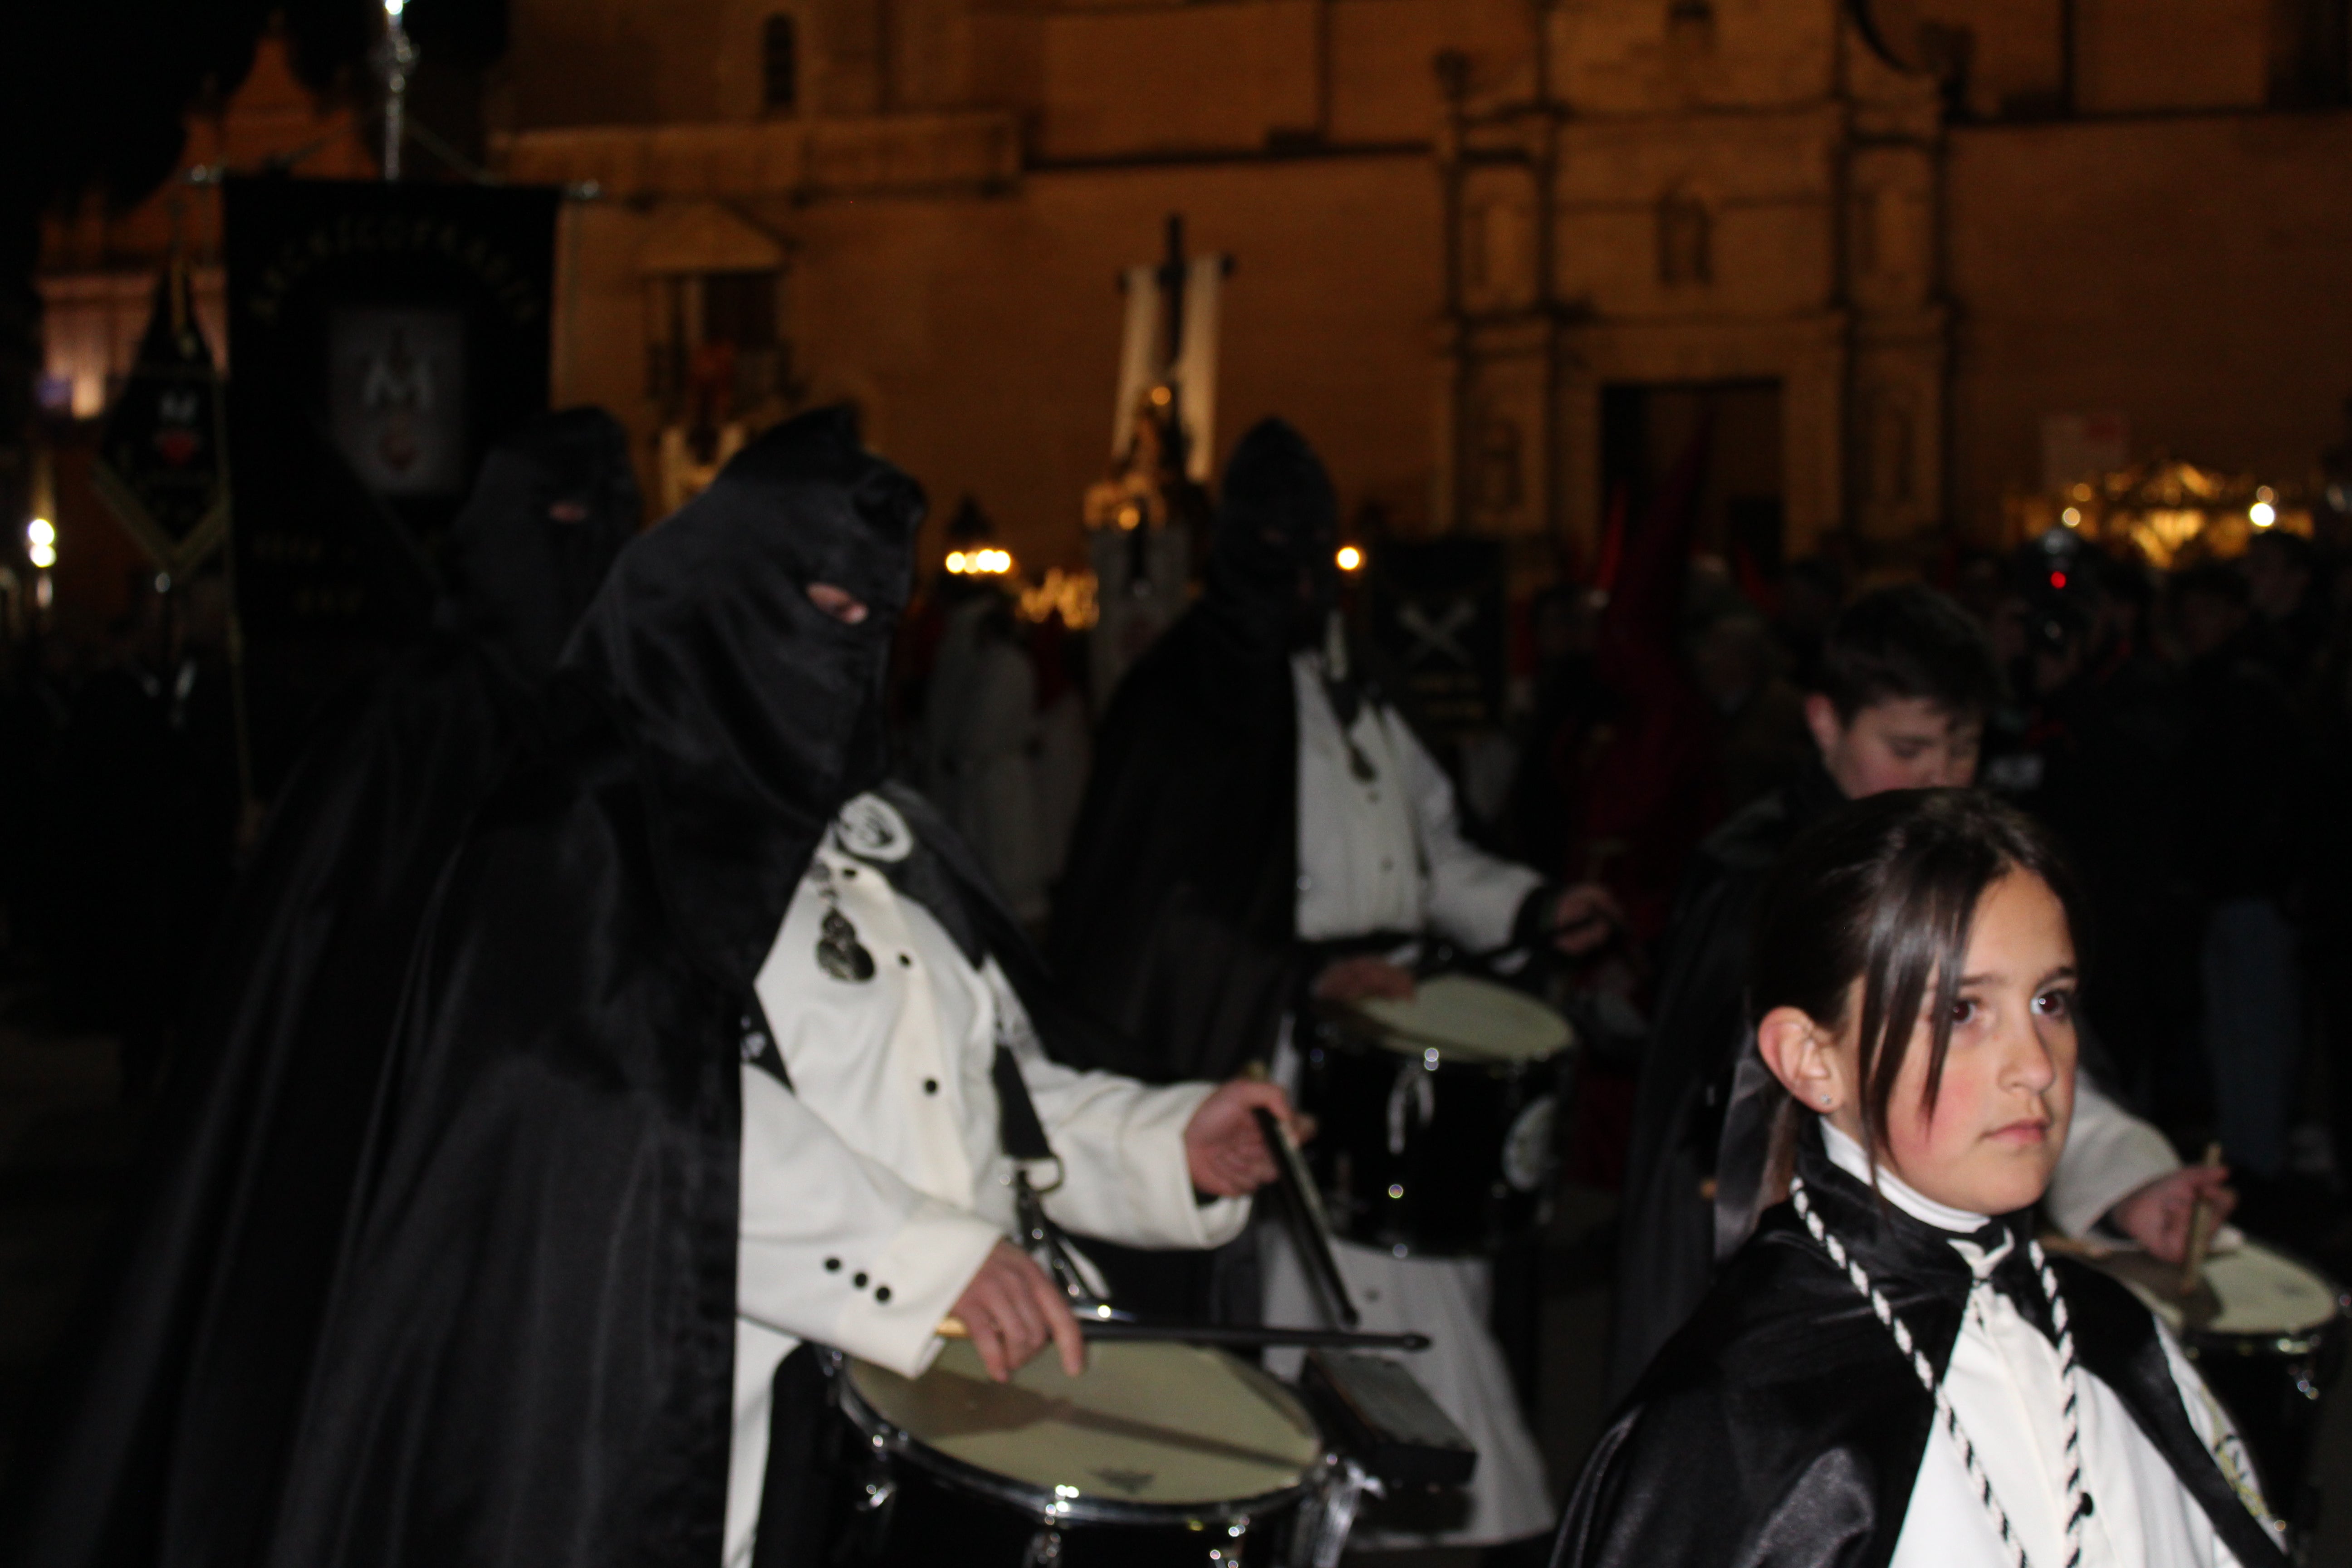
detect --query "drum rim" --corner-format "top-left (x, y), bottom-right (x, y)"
top-left (1339, 977), bottom-right (1574, 1065)
top-left (1316, 1016), bottom-right (1568, 1074)
top-left (837, 1349), bottom-right (1323, 1527)
top-left (2091, 1235), bottom-right (2352, 1350)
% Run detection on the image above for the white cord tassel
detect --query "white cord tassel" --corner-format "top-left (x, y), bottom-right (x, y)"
top-left (1790, 1176), bottom-right (2090, 1568)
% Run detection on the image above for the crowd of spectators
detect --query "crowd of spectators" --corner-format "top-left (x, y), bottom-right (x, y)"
top-left (1495, 517), bottom-right (2352, 1250)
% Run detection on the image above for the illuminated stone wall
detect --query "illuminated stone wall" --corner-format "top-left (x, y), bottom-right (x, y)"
top-left (495, 0), bottom-right (2352, 576)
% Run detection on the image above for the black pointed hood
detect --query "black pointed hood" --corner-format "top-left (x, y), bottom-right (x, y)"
top-left (559, 404), bottom-right (925, 985)
top-left (1204, 417), bottom-right (1339, 650)
top-left (443, 407), bottom-right (642, 681)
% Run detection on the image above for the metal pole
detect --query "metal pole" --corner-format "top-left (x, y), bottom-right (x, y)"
top-left (1157, 212), bottom-right (1187, 477)
top-left (375, 0), bottom-right (417, 181)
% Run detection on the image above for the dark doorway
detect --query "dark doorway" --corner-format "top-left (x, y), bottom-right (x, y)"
top-left (1599, 380), bottom-right (1784, 587)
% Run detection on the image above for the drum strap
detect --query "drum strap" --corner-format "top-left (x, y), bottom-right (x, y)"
top-left (751, 1344), bottom-right (837, 1568)
top-left (990, 1043), bottom-right (1057, 1167)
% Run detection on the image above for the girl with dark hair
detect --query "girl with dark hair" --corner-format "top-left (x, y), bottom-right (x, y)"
top-left (1554, 790), bottom-right (2288, 1568)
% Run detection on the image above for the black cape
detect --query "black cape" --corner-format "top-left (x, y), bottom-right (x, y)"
top-left (5, 409), bottom-right (640, 1568)
top-left (1555, 1131), bottom-right (2288, 1568)
top-left (228, 407), bottom-right (924, 1568)
top-left (1048, 417), bottom-right (1344, 1088)
top-left (1606, 763), bottom-right (1840, 1400)
top-left (1048, 601), bottom-right (1298, 1086)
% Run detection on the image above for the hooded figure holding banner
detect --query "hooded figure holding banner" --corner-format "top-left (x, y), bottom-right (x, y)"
top-left (89, 407), bottom-right (1292, 1568)
top-left (7, 409), bottom-right (640, 1568)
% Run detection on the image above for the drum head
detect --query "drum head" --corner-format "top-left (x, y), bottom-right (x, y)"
top-left (1351, 974), bottom-right (1573, 1063)
top-left (2098, 1240), bottom-right (2345, 1338)
top-left (847, 1339), bottom-right (1324, 1513)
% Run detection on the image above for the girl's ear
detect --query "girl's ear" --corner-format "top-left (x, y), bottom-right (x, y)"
top-left (1758, 1005), bottom-right (1846, 1115)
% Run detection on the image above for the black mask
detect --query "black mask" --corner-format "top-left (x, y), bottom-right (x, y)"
top-left (444, 407), bottom-right (643, 680)
top-left (561, 404), bottom-right (925, 982)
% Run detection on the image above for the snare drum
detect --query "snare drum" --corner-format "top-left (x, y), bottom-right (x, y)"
top-left (1299, 974), bottom-right (1575, 1256)
top-left (833, 1338), bottom-right (1327, 1567)
top-left (2083, 1239), bottom-right (2349, 1505)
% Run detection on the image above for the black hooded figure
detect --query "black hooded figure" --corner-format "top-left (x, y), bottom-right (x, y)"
top-left (1050, 416), bottom-right (1338, 1087)
top-left (185, 405), bottom-right (924, 1568)
top-left (5, 408), bottom-right (642, 1568)
top-left (1046, 417), bottom-right (1339, 1316)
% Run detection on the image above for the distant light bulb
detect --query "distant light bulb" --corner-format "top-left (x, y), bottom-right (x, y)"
top-left (946, 551), bottom-right (968, 573)
top-left (29, 541), bottom-right (56, 570)
top-left (2249, 501), bottom-right (2277, 528)
top-left (1336, 545), bottom-right (1363, 572)
top-left (2060, 507), bottom-right (2081, 528)
top-left (2050, 571), bottom-right (2067, 589)
top-left (26, 517), bottom-right (54, 549)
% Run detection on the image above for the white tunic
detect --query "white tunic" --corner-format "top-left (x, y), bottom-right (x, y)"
top-left (1819, 1127), bottom-right (2279, 1568)
top-left (1292, 652), bottom-right (1540, 947)
top-left (727, 795), bottom-right (1252, 1567)
top-left (1275, 650), bottom-right (1557, 1547)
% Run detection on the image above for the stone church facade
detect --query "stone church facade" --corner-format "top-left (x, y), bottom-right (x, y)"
top-left (476, 0), bottom-right (2352, 578)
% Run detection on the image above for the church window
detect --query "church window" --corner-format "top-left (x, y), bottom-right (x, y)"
top-left (1657, 191), bottom-right (1711, 287)
top-left (763, 15), bottom-right (799, 112)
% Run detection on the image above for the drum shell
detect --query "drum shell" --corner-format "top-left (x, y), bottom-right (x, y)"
top-left (830, 1354), bottom-right (1313, 1568)
top-left (2078, 1239), bottom-right (2350, 1536)
top-left (1298, 1016), bottom-right (1565, 1256)
top-left (2173, 1276), bottom-right (2349, 1527)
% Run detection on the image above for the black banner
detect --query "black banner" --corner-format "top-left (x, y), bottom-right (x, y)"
top-left (224, 178), bottom-right (558, 789)
top-left (1367, 539), bottom-right (1506, 740)
top-left (94, 265), bottom-right (230, 577)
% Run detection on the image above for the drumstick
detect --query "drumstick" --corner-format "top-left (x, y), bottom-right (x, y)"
top-left (2178, 1142), bottom-right (2225, 1299)
top-left (936, 1315), bottom-right (1430, 1352)
top-left (1238, 1063), bottom-right (1362, 1329)
top-left (1253, 1107), bottom-right (1362, 1330)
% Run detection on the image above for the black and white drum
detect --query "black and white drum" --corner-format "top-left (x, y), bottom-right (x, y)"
top-left (2085, 1239), bottom-right (2348, 1509)
top-left (1299, 974), bottom-right (1574, 1257)
top-left (833, 1338), bottom-right (1328, 1567)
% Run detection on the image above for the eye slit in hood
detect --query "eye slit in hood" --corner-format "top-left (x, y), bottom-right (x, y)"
top-left (559, 403), bottom-right (926, 986)
top-left (443, 406), bottom-right (642, 681)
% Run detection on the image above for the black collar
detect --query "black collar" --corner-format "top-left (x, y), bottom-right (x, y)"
top-left (1785, 1129), bottom-right (2058, 1372)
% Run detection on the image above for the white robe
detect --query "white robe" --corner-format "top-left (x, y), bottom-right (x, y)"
top-left (726, 794), bottom-right (1252, 1567)
top-left (1819, 1126), bottom-right (2281, 1568)
top-left (1274, 651), bottom-right (1558, 1548)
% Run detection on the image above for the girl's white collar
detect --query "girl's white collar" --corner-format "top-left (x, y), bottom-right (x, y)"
top-left (1819, 1120), bottom-right (1990, 1235)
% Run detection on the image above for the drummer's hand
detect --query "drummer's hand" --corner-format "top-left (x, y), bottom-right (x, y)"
top-left (1184, 1078), bottom-right (1307, 1197)
top-left (1552, 882), bottom-right (1622, 956)
top-left (2109, 1165), bottom-right (2237, 1264)
top-left (950, 1240), bottom-right (1086, 1383)
top-left (1313, 956), bottom-right (1416, 1004)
